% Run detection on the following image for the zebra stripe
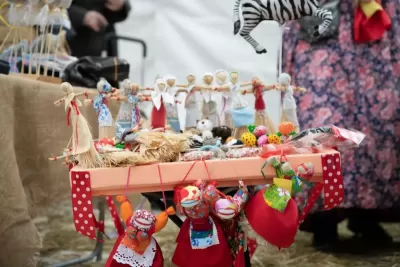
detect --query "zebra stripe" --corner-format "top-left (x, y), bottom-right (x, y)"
top-left (233, 0), bottom-right (333, 54)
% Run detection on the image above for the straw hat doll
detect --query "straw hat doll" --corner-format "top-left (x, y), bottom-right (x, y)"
top-left (200, 73), bottom-right (220, 127)
top-left (164, 75), bottom-right (181, 132)
top-left (150, 78), bottom-right (174, 130)
top-left (84, 78), bottom-right (116, 139)
top-left (177, 74), bottom-right (202, 130)
top-left (55, 82), bottom-right (103, 168)
top-left (106, 196), bottom-right (175, 267)
top-left (278, 73), bottom-right (306, 132)
top-left (172, 183), bottom-right (232, 267)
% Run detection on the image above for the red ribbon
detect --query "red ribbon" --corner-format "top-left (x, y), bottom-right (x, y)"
top-left (354, 0), bottom-right (391, 43)
top-left (66, 101), bottom-right (80, 126)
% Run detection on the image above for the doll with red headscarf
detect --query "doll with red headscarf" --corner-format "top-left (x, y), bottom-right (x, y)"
top-left (172, 181), bottom-right (232, 267)
top-left (106, 196), bottom-right (175, 267)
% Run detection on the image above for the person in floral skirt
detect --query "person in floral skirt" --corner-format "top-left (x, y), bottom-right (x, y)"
top-left (283, 0), bottom-right (399, 248)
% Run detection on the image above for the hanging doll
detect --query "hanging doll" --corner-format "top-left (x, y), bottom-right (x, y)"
top-left (106, 196), bottom-right (175, 267)
top-left (215, 72), bottom-right (254, 139)
top-left (200, 73), bottom-right (220, 127)
top-left (204, 181), bottom-right (251, 267)
top-left (172, 182), bottom-right (232, 267)
top-left (54, 82), bottom-right (103, 168)
top-left (112, 79), bottom-right (150, 139)
top-left (177, 74), bottom-right (202, 130)
top-left (150, 78), bottom-right (174, 130)
top-left (164, 75), bottom-right (181, 132)
top-left (85, 78), bottom-right (116, 139)
top-left (278, 73), bottom-right (306, 132)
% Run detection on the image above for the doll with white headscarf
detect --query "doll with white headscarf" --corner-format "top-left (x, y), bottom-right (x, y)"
top-left (279, 73), bottom-right (303, 131)
top-left (150, 78), bottom-right (174, 130)
top-left (177, 74), bottom-right (202, 130)
top-left (200, 72), bottom-right (220, 127)
top-left (214, 69), bottom-right (230, 127)
top-left (164, 75), bottom-right (181, 132)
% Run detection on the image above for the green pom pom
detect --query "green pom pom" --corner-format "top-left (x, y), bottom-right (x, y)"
top-left (115, 144), bottom-right (125, 149)
top-left (289, 131), bottom-right (296, 136)
top-left (276, 132), bottom-right (282, 137)
top-left (248, 125), bottom-right (256, 133)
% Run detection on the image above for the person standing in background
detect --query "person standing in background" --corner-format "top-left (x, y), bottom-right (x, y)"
top-left (67, 0), bottom-right (131, 58)
top-left (283, 0), bottom-right (399, 249)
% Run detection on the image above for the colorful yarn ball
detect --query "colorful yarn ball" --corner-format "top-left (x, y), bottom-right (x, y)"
top-left (268, 134), bottom-right (281, 144)
top-left (254, 125), bottom-right (267, 137)
top-left (241, 132), bottom-right (257, 147)
top-left (257, 135), bottom-right (268, 147)
top-left (278, 122), bottom-right (295, 136)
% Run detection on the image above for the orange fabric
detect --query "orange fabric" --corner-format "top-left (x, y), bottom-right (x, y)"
top-left (121, 232), bottom-right (152, 255)
top-left (116, 195), bottom-right (134, 223)
top-left (154, 206), bottom-right (175, 233)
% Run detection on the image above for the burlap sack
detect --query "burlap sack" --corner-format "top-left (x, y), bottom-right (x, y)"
top-left (0, 74), bottom-right (120, 266)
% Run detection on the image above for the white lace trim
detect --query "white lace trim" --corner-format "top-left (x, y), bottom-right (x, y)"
top-left (113, 237), bottom-right (157, 267)
top-left (189, 217), bottom-right (220, 249)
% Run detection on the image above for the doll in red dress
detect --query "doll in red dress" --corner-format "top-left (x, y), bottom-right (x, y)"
top-left (172, 182), bottom-right (232, 267)
top-left (106, 196), bottom-right (175, 267)
top-left (150, 78), bottom-right (174, 129)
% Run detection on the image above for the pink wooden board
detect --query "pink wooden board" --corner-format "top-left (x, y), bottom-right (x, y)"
top-left (70, 149), bottom-right (340, 196)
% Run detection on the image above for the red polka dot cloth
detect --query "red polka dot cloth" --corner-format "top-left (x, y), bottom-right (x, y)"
top-left (298, 152), bottom-right (344, 224)
top-left (70, 171), bottom-right (124, 241)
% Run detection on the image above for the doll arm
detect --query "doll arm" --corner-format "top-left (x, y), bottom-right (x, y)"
top-left (240, 81), bottom-right (253, 87)
top-left (139, 96), bottom-right (152, 102)
top-left (292, 86), bottom-right (307, 93)
top-left (213, 85), bottom-right (230, 92)
top-left (264, 84), bottom-right (280, 91)
top-left (176, 84), bottom-right (188, 88)
top-left (116, 195), bottom-right (134, 223)
top-left (140, 87), bottom-right (153, 91)
top-left (176, 89), bottom-right (187, 93)
top-left (154, 207), bottom-right (175, 233)
top-left (84, 98), bottom-right (94, 105)
top-left (111, 95), bottom-right (128, 101)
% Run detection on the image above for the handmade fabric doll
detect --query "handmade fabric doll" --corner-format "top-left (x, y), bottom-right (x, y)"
top-left (214, 69), bottom-right (230, 126)
top-left (172, 183), bottom-right (232, 267)
top-left (201, 73), bottom-right (220, 127)
top-left (106, 196), bottom-right (175, 267)
top-left (279, 73), bottom-right (305, 132)
top-left (164, 75), bottom-right (181, 132)
top-left (54, 82), bottom-right (103, 168)
top-left (216, 72), bottom-right (254, 139)
top-left (85, 78), bottom-right (116, 139)
top-left (178, 74), bottom-right (202, 130)
top-left (112, 79), bottom-right (149, 139)
top-left (150, 78), bottom-right (174, 129)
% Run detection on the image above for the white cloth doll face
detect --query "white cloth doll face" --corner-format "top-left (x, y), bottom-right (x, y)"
top-left (216, 69), bottom-right (229, 84)
top-left (187, 75), bottom-right (196, 84)
top-left (203, 74), bottom-right (214, 85)
top-left (156, 80), bottom-right (167, 92)
top-left (230, 72), bottom-right (239, 84)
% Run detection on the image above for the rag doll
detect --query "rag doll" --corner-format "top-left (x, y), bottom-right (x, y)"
top-left (172, 182), bottom-right (232, 267)
top-left (242, 77), bottom-right (277, 134)
top-left (215, 72), bottom-right (253, 139)
top-left (177, 74), bottom-right (202, 130)
top-left (200, 73), bottom-right (220, 127)
top-left (150, 78), bottom-right (174, 130)
top-left (213, 69), bottom-right (231, 126)
top-left (85, 78), bottom-right (116, 139)
top-left (112, 79), bottom-right (150, 139)
top-left (106, 196), bottom-right (175, 267)
top-left (278, 73), bottom-right (306, 132)
top-left (164, 75), bottom-right (181, 132)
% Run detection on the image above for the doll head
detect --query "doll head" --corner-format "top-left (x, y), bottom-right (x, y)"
top-left (155, 79), bottom-right (167, 92)
top-left (215, 198), bottom-right (238, 219)
top-left (179, 185), bottom-right (201, 208)
top-left (121, 79), bottom-right (132, 95)
top-left (130, 83), bottom-right (140, 94)
top-left (164, 75), bottom-right (176, 87)
top-left (230, 72), bottom-right (239, 83)
top-left (97, 78), bottom-right (113, 93)
top-left (215, 69), bottom-right (228, 84)
top-left (187, 74), bottom-right (196, 84)
top-left (278, 73), bottom-right (291, 86)
top-left (61, 82), bottom-right (73, 94)
top-left (252, 77), bottom-right (263, 86)
top-left (131, 209), bottom-right (156, 230)
top-left (203, 73), bottom-right (214, 85)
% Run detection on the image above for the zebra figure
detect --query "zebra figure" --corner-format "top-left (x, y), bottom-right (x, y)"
top-left (233, 0), bottom-right (333, 54)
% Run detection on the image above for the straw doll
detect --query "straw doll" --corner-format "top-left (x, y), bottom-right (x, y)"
top-left (106, 196), bottom-right (175, 267)
top-left (214, 69), bottom-right (231, 126)
top-left (200, 73), bottom-right (220, 127)
top-left (215, 72), bottom-right (253, 138)
top-left (150, 78), bottom-right (174, 130)
top-left (164, 75), bottom-right (181, 132)
top-left (177, 74), bottom-right (202, 130)
top-left (172, 182), bottom-right (232, 267)
top-left (84, 78), bottom-right (116, 139)
top-left (278, 73), bottom-right (306, 132)
top-left (54, 82), bottom-right (103, 168)
top-left (112, 79), bottom-right (150, 139)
